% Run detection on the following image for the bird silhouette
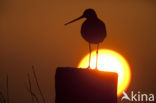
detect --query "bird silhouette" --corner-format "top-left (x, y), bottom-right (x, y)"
top-left (65, 9), bottom-right (107, 70)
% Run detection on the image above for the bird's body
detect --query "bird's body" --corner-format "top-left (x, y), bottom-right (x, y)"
top-left (65, 9), bottom-right (107, 69)
top-left (81, 18), bottom-right (106, 44)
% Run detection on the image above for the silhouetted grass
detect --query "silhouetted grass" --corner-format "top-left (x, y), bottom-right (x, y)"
top-left (0, 85), bottom-right (6, 103)
top-left (6, 74), bottom-right (9, 103)
top-left (0, 66), bottom-right (47, 103)
top-left (27, 73), bottom-right (39, 103)
top-left (32, 65), bottom-right (46, 103)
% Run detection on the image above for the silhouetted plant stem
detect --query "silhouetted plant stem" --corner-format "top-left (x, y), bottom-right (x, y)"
top-left (6, 75), bottom-right (9, 103)
top-left (32, 66), bottom-right (46, 103)
top-left (27, 73), bottom-right (39, 103)
top-left (27, 73), bottom-right (35, 103)
top-left (31, 92), bottom-right (39, 103)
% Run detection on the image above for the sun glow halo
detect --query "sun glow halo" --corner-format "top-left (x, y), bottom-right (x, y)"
top-left (78, 49), bottom-right (131, 97)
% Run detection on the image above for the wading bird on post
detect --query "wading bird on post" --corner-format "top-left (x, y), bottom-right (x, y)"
top-left (65, 9), bottom-right (107, 70)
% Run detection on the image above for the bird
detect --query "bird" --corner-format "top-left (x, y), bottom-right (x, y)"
top-left (65, 9), bottom-right (107, 70)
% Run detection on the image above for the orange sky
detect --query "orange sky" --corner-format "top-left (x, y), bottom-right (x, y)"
top-left (0, 0), bottom-right (156, 103)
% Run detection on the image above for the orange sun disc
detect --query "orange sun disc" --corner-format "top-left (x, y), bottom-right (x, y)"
top-left (78, 49), bottom-right (131, 97)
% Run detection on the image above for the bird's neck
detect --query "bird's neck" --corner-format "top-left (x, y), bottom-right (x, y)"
top-left (87, 16), bottom-right (98, 20)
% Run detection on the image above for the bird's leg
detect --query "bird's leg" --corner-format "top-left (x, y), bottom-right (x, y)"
top-left (95, 43), bottom-right (99, 70)
top-left (88, 43), bottom-right (91, 69)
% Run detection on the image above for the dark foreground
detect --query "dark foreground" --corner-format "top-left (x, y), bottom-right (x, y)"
top-left (55, 67), bottom-right (118, 103)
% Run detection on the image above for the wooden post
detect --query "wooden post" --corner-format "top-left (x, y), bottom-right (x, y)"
top-left (55, 67), bottom-right (118, 103)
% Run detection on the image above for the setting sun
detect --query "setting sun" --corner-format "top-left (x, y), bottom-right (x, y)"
top-left (78, 49), bottom-right (131, 97)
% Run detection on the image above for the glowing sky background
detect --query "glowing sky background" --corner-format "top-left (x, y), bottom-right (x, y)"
top-left (0, 0), bottom-right (156, 102)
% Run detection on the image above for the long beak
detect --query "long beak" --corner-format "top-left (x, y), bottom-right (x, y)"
top-left (64, 16), bottom-right (83, 26)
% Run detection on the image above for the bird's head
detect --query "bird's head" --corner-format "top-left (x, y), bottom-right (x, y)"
top-left (64, 8), bottom-right (97, 25)
top-left (82, 9), bottom-right (97, 19)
